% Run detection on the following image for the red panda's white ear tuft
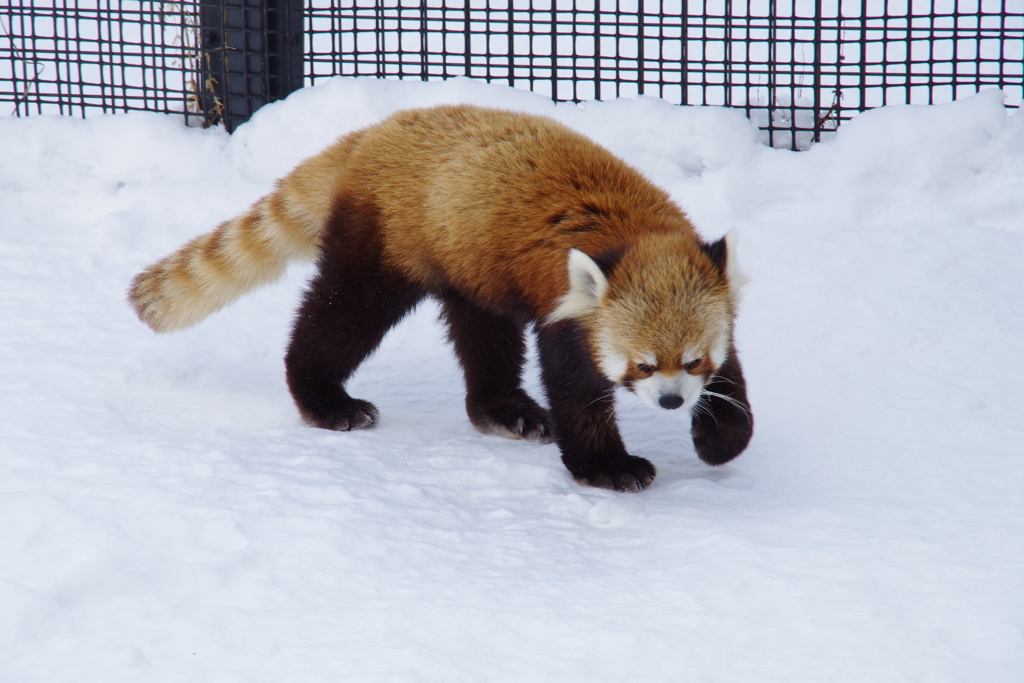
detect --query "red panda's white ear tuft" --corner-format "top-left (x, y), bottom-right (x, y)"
top-left (545, 249), bottom-right (609, 324)
top-left (723, 228), bottom-right (748, 301)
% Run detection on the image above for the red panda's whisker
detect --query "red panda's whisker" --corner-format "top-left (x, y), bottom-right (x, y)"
top-left (700, 390), bottom-right (753, 423)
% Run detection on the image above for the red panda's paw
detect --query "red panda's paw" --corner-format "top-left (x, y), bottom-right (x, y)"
top-left (691, 398), bottom-right (753, 466)
top-left (570, 455), bottom-right (657, 493)
top-left (300, 397), bottom-right (380, 432)
top-left (467, 390), bottom-right (555, 444)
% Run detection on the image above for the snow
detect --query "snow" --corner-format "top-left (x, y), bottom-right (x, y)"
top-left (2, 76), bottom-right (1023, 682)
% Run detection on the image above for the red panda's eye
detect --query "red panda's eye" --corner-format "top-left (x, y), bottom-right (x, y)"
top-left (637, 363), bottom-right (655, 374)
top-left (683, 359), bottom-right (702, 372)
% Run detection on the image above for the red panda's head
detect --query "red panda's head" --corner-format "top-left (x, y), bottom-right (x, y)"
top-left (547, 230), bottom-right (744, 415)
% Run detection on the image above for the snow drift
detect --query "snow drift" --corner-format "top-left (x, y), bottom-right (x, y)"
top-left (1, 78), bottom-right (1022, 682)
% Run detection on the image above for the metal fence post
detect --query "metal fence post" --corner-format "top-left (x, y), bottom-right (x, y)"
top-left (199, 0), bottom-right (304, 131)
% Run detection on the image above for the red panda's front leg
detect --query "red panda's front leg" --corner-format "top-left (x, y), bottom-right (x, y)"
top-left (537, 321), bottom-right (657, 492)
top-left (690, 345), bottom-right (753, 465)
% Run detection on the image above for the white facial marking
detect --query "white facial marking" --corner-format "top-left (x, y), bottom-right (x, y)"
top-left (710, 336), bottom-right (728, 368)
top-left (595, 332), bottom-right (628, 382)
top-left (678, 372), bottom-right (708, 411)
top-left (632, 371), bottom-right (707, 415)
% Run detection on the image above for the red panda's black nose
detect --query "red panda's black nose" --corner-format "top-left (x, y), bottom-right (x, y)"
top-left (658, 394), bottom-right (684, 410)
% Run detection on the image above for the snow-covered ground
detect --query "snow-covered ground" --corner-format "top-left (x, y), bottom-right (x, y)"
top-left (1, 77), bottom-right (1022, 682)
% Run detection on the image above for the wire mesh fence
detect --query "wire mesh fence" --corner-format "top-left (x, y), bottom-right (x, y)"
top-left (2, 1), bottom-right (205, 122)
top-left (2, 0), bottom-right (1022, 148)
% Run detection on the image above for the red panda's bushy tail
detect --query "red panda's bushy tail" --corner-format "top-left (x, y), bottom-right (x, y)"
top-left (128, 140), bottom-right (353, 333)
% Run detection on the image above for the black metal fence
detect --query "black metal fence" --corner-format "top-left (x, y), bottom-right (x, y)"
top-left (3, 1), bottom-right (1022, 148)
top-left (3, 1), bottom-right (206, 122)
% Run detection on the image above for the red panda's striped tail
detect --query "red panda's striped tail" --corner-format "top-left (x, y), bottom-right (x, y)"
top-left (128, 145), bottom-right (349, 333)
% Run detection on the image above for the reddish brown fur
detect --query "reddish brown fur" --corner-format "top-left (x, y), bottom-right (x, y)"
top-left (293, 106), bottom-right (710, 320)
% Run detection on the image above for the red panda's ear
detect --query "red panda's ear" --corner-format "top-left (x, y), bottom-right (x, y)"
top-left (590, 247), bottom-right (626, 277)
top-left (545, 249), bottom-right (609, 324)
top-left (701, 229), bottom-right (746, 299)
top-left (700, 234), bottom-right (728, 272)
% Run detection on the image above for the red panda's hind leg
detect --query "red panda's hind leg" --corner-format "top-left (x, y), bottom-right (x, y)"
top-left (285, 235), bottom-right (425, 431)
top-left (439, 290), bottom-right (554, 444)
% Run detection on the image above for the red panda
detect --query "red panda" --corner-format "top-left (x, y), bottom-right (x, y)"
top-left (129, 104), bottom-right (752, 492)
